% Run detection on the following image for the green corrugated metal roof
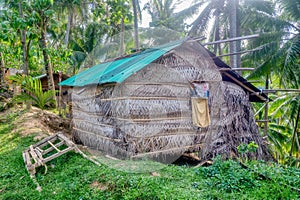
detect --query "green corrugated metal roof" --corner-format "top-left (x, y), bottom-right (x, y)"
top-left (59, 38), bottom-right (186, 86)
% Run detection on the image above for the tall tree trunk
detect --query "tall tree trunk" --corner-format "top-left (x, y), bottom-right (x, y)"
top-left (236, 2), bottom-right (241, 71)
top-left (40, 18), bottom-right (57, 107)
top-left (119, 18), bottom-right (125, 56)
top-left (132, 0), bottom-right (139, 50)
top-left (19, 0), bottom-right (29, 75)
top-left (64, 10), bottom-right (73, 47)
top-left (214, 10), bottom-right (221, 55)
top-left (229, 0), bottom-right (238, 68)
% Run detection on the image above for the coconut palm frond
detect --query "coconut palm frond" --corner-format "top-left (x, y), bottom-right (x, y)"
top-left (280, 35), bottom-right (300, 87)
top-left (243, 0), bottom-right (274, 15)
top-left (289, 94), bottom-right (300, 121)
top-left (269, 94), bottom-right (289, 117)
top-left (243, 41), bottom-right (278, 62)
top-left (268, 128), bottom-right (289, 158)
top-left (279, 0), bottom-right (300, 21)
top-left (174, 1), bottom-right (203, 20)
top-left (246, 57), bottom-right (271, 80)
top-left (188, 2), bottom-right (213, 36)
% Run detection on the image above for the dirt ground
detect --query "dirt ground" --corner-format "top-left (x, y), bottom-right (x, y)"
top-left (1, 105), bottom-right (71, 141)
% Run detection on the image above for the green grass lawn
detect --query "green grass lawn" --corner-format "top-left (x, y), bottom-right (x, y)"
top-left (0, 109), bottom-right (299, 200)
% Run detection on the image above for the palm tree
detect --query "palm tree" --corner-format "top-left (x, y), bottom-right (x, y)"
top-left (267, 92), bottom-right (300, 166)
top-left (144, 0), bottom-right (202, 33)
top-left (18, 0), bottom-right (28, 75)
top-left (244, 0), bottom-right (300, 166)
top-left (2, 0), bottom-right (30, 74)
top-left (188, 0), bottom-right (275, 62)
top-left (54, 0), bottom-right (89, 48)
top-left (132, 0), bottom-right (141, 49)
top-left (24, 0), bottom-right (57, 106)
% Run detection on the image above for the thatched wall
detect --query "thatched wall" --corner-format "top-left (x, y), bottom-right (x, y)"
top-left (71, 41), bottom-right (272, 162)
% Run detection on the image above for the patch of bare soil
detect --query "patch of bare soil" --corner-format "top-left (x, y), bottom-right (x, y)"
top-left (7, 106), bottom-right (71, 141)
top-left (90, 181), bottom-right (108, 191)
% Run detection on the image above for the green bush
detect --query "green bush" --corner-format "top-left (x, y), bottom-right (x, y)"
top-left (12, 75), bottom-right (55, 109)
top-left (196, 156), bottom-right (260, 192)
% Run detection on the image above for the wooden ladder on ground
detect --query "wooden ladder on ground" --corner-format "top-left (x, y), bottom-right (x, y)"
top-left (23, 133), bottom-right (102, 191)
top-left (22, 133), bottom-right (77, 175)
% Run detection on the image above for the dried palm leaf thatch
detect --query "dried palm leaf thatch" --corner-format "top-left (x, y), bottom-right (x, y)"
top-left (70, 42), bottom-right (272, 162)
top-left (199, 81), bottom-right (273, 161)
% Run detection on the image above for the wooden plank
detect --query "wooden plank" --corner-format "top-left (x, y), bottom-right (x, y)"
top-left (57, 134), bottom-right (74, 147)
top-left (23, 150), bottom-right (32, 167)
top-left (32, 134), bottom-right (58, 148)
top-left (23, 150), bottom-right (36, 175)
top-left (37, 137), bottom-right (60, 149)
top-left (48, 141), bottom-right (61, 152)
top-left (29, 146), bottom-right (41, 166)
top-left (34, 149), bottom-right (44, 162)
top-left (43, 147), bottom-right (74, 163)
top-left (42, 141), bottom-right (65, 155)
top-left (36, 147), bottom-right (43, 153)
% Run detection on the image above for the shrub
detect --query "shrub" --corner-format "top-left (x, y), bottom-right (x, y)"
top-left (197, 156), bottom-right (260, 192)
top-left (12, 75), bottom-right (55, 109)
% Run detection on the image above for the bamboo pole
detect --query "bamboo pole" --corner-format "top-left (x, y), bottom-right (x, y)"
top-left (214, 50), bottom-right (256, 58)
top-left (213, 49), bottom-right (258, 58)
top-left (254, 102), bottom-right (268, 116)
top-left (131, 143), bottom-right (203, 158)
top-left (190, 36), bottom-right (206, 42)
top-left (261, 89), bottom-right (300, 93)
top-left (222, 72), bottom-right (267, 101)
top-left (58, 71), bottom-right (62, 115)
top-left (203, 34), bottom-right (259, 45)
top-left (255, 120), bottom-right (271, 123)
top-left (290, 107), bottom-right (300, 157)
top-left (219, 68), bottom-right (254, 71)
top-left (264, 76), bottom-right (269, 136)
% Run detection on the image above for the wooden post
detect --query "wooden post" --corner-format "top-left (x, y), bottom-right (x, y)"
top-left (58, 71), bottom-right (62, 115)
top-left (264, 75), bottom-right (269, 136)
top-left (290, 107), bottom-right (300, 157)
top-left (0, 52), bottom-right (5, 86)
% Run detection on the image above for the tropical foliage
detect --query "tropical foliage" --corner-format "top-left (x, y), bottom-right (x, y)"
top-left (11, 75), bottom-right (55, 109)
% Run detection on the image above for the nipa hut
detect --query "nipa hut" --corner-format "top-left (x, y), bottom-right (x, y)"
top-left (60, 38), bottom-right (272, 163)
top-left (34, 73), bottom-right (70, 91)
